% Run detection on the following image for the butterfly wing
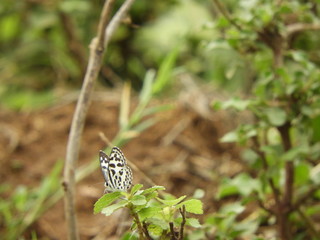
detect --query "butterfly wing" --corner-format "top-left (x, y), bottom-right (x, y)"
top-left (99, 147), bottom-right (133, 192)
top-left (99, 150), bottom-right (110, 185)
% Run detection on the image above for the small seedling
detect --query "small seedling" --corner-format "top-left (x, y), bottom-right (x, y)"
top-left (94, 184), bottom-right (203, 239)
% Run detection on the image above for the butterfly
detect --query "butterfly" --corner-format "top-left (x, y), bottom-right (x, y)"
top-left (99, 147), bottom-right (133, 192)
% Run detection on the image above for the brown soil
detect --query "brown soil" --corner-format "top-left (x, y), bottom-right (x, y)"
top-left (0, 91), bottom-right (242, 239)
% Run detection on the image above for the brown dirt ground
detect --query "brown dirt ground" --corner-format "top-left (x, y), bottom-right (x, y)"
top-left (0, 91), bottom-right (243, 239)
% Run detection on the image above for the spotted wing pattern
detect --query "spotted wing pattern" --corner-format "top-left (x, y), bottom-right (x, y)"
top-left (99, 147), bottom-right (133, 192)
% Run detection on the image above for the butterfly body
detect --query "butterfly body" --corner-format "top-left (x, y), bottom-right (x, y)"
top-left (99, 147), bottom-right (133, 192)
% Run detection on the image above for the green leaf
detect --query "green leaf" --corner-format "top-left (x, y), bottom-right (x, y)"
top-left (265, 107), bottom-right (287, 126)
top-left (139, 69), bottom-right (156, 105)
top-left (157, 195), bottom-right (186, 206)
top-left (186, 218), bottom-right (202, 228)
top-left (141, 104), bottom-right (174, 118)
top-left (232, 173), bottom-right (260, 196)
top-left (130, 195), bottom-right (147, 206)
top-left (141, 186), bottom-right (165, 196)
top-left (311, 115), bottom-right (320, 142)
top-left (131, 184), bottom-right (143, 195)
top-left (221, 98), bottom-right (251, 111)
top-left (175, 216), bottom-right (202, 228)
top-left (221, 131), bottom-right (238, 143)
top-left (94, 192), bottom-right (122, 214)
top-left (147, 224), bottom-right (163, 236)
top-left (178, 199), bottom-right (203, 214)
top-left (294, 163), bottom-right (310, 186)
top-left (217, 173), bottom-right (260, 199)
top-left (211, 100), bottom-right (222, 110)
top-left (138, 207), bottom-right (163, 221)
top-left (147, 218), bottom-right (168, 230)
top-left (152, 46), bottom-right (179, 95)
top-left (220, 202), bottom-right (245, 215)
top-left (145, 192), bottom-right (158, 202)
top-left (281, 144), bottom-right (309, 162)
top-left (217, 184), bottom-right (238, 199)
top-left (101, 200), bottom-right (128, 216)
top-left (0, 14), bottom-right (20, 42)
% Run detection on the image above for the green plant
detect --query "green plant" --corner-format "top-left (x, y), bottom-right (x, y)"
top-left (206, 0), bottom-right (320, 239)
top-left (94, 184), bottom-right (203, 239)
top-left (0, 160), bottom-right (62, 239)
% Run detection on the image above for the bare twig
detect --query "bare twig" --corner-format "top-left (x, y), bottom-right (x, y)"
top-left (251, 136), bottom-right (281, 208)
top-left (142, 222), bottom-right (153, 240)
top-left (278, 122), bottom-right (294, 240)
top-left (297, 207), bottom-right (320, 239)
top-left (178, 205), bottom-right (186, 240)
top-left (285, 23), bottom-right (320, 38)
top-left (292, 184), bottom-right (320, 210)
top-left (169, 222), bottom-right (177, 240)
top-left (63, 1), bottom-right (116, 239)
top-left (104, 0), bottom-right (136, 47)
top-left (256, 196), bottom-right (274, 214)
top-left (131, 209), bottom-right (146, 240)
top-left (63, 0), bottom-right (137, 239)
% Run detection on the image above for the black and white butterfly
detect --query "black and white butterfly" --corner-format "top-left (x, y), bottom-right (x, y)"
top-left (99, 147), bottom-right (133, 192)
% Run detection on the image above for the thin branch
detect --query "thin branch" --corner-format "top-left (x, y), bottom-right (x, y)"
top-left (285, 23), bottom-right (320, 38)
top-left (212, 0), bottom-right (242, 31)
top-left (169, 222), bottom-right (177, 240)
top-left (278, 122), bottom-right (293, 211)
top-left (142, 222), bottom-right (153, 240)
top-left (63, 0), bottom-right (138, 239)
top-left (251, 136), bottom-right (281, 208)
top-left (256, 195), bottom-right (274, 214)
top-left (297, 207), bottom-right (320, 239)
top-left (178, 205), bottom-right (186, 240)
top-left (131, 210), bottom-right (146, 240)
top-left (105, 0), bottom-right (136, 46)
top-left (292, 184), bottom-right (320, 210)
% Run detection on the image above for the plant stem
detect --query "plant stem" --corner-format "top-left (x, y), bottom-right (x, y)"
top-left (131, 208), bottom-right (146, 240)
top-left (169, 222), bottom-right (177, 240)
top-left (63, 1), bottom-right (115, 239)
top-left (63, 0), bottom-right (139, 239)
top-left (277, 122), bottom-right (293, 240)
top-left (178, 205), bottom-right (186, 240)
top-left (297, 207), bottom-right (320, 239)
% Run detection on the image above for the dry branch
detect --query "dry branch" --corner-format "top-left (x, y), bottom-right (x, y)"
top-left (63, 0), bottom-right (136, 239)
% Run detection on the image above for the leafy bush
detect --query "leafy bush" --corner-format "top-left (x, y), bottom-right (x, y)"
top-left (94, 184), bottom-right (203, 239)
top-left (208, 0), bottom-right (320, 239)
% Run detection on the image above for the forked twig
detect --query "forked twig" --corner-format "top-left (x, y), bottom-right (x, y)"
top-left (142, 222), bottom-right (153, 240)
top-left (178, 205), bottom-right (186, 240)
top-left (63, 0), bottom-right (137, 239)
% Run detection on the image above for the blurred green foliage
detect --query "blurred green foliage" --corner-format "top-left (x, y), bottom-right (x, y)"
top-left (1, 0), bottom-right (320, 239)
top-left (210, 0), bottom-right (320, 239)
top-left (0, 160), bottom-right (62, 240)
top-left (1, 0), bottom-right (320, 102)
top-left (0, 0), bottom-right (259, 110)
top-left (94, 184), bottom-right (203, 239)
